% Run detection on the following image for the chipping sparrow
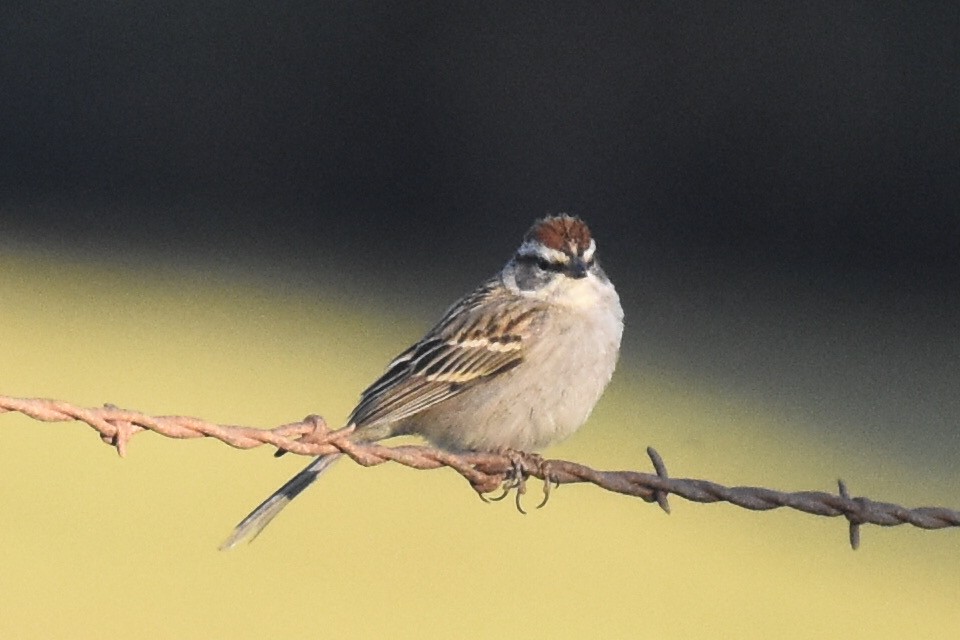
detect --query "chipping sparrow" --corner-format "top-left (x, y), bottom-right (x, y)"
top-left (221, 214), bottom-right (623, 549)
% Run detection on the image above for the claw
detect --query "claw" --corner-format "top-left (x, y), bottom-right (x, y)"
top-left (536, 473), bottom-right (552, 509)
top-left (528, 456), bottom-right (556, 509)
top-left (494, 448), bottom-right (529, 513)
top-left (486, 448), bottom-right (559, 514)
top-left (511, 469), bottom-right (528, 514)
top-left (515, 481), bottom-right (527, 515)
top-left (487, 485), bottom-right (512, 502)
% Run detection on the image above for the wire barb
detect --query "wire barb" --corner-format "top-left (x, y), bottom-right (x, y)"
top-left (2, 394), bottom-right (959, 548)
top-left (647, 446), bottom-right (671, 514)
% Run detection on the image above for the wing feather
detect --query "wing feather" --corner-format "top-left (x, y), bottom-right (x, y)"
top-left (347, 279), bottom-right (543, 430)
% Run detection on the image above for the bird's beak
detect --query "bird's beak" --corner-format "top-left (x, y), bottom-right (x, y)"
top-left (569, 258), bottom-right (589, 279)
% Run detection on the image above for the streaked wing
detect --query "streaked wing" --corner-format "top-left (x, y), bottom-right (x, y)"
top-left (347, 279), bottom-right (544, 429)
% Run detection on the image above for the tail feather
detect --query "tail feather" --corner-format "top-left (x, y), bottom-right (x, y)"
top-left (219, 453), bottom-right (342, 550)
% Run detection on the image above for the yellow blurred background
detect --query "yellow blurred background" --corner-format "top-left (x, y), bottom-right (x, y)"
top-left (1, 247), bottom-right (957, 640)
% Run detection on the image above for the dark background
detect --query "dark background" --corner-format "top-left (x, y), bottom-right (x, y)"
top-left (3, 3), bottom-right (958, 462)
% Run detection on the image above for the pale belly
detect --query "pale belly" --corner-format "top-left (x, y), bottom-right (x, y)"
top-left (408, 304), bottom-right (623, 452)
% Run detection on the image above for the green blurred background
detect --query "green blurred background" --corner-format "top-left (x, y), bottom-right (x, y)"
top-left (2, 3), bottom-right (959, 638)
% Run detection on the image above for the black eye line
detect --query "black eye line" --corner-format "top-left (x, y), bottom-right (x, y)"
top-left (517, 253), bottom-right (563, 273)
top-left (517, 253), bottom-right (593, 274)
top-left (537, 257), bottom-right (566, 273)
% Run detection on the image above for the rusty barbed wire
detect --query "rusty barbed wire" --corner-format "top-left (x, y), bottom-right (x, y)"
top-left (2, 394), bottom-right (958, 549)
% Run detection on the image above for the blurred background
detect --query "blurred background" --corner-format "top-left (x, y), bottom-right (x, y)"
top-left (1, 3), bottom-right (958, 638)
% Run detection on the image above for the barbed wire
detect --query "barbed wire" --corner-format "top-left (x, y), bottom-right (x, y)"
top-left (2, 394), bottom-right (957, 549)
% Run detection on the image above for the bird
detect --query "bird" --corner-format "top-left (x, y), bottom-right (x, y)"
top-left (220, 214), bottom-right (623, 549)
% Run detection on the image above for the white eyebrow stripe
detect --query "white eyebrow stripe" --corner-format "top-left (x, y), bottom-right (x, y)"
top-left (516, 241), bottom-right (569, 264)
top-left (582, 238), bottom-right (597, 262)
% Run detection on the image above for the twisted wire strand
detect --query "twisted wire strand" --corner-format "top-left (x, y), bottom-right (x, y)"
top-left (2, 394), bottom-right (957, 548)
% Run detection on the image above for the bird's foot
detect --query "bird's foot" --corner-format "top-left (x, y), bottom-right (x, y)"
top-left (483, 449), bottom-right (558, 513)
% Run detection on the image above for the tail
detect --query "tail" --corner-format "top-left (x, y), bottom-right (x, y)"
top-left (219, 453), bottom-right (342, 550)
